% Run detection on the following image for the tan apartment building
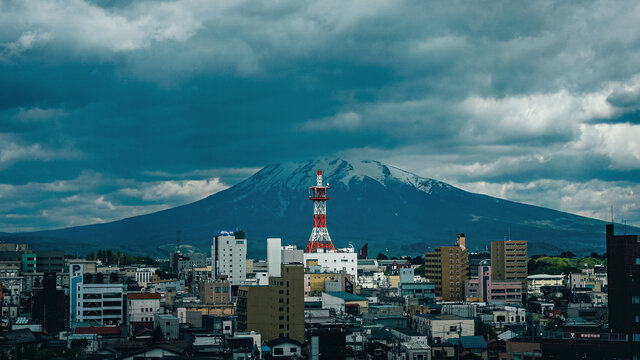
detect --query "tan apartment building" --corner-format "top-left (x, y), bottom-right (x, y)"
top-left (425, 234), bottom-right (469, 301)
top-left (491, 240), bottom-right (528, 287)
top-left (200, 276), bottom-right (231, 304)
top-left (237, 263), bottom-right (304, 343)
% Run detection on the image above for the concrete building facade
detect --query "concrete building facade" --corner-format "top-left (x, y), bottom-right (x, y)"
top-left (211, 230), bottom-right (247, 285)
top-left (303, 247), bottom-right (357, 281)
top-left (237, 264), bottom-right (304, 343)
top-left (200, 276), bottom-right (231, 304)
top-left (465, 265), bottom-right (522, 304)
top-left (128, 293), bottom-right (162, 323)
top-left (491, 240), bottom-right (528, 288)
top-left (424, 239), bottom-right (469, 301)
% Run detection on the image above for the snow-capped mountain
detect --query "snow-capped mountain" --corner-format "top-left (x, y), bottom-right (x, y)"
top-left (2, 158), bottom-right (619, 256)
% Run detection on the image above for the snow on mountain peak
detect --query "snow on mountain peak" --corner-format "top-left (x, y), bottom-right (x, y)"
top-left (239, 158), bottom-right (450, 194)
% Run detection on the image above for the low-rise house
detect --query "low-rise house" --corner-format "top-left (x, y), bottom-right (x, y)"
top-left (450, 336), bottom-right (488, 360)
top-left (322, 292), bottom-right (368, 315)
top-left (412, 314), bottom-right (474, 343)
top-left (265, 337), bottom-right (302, 359)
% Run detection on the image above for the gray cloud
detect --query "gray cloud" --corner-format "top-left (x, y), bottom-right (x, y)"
top-left (1, 0), bottom-right (640, 230)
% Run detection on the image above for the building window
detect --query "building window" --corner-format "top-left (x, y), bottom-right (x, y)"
top-left (274, 348), bottom-right (284, 355)
top-left (290, 348), bottom-right (297, 353)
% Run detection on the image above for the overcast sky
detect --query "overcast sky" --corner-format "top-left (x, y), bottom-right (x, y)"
top-left (1, 0), bottom-right (640, 232)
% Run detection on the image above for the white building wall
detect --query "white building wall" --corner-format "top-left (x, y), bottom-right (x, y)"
top-left (255, 272), bottom-right (269, 285)
top-left (282, 246), bottom-right (304, 264)
top-left (135, 268), bottom-right (157, 285)
top-left (212, 232), bottom-right (247, 286)
top-left (128, 298), bottom-right (161, 322)
top-left (321, 293), bottom-right (346, 314)
top-left (429, 319), bottom-right (474, 342)
top-left (303, 248), bottom-right (357, 281)
top-left (267, 238), bottom-right (282, 278)
top-left (76, 283), bottom-right (125, 326)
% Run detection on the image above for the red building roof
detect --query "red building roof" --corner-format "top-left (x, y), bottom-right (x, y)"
top-left (128, 293), bottom-right (161, 300)
top-left (75, 326), bottom-right (122, 335)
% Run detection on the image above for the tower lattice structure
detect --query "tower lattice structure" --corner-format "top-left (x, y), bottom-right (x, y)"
top-left (304, 170), bottom-right (336, 253)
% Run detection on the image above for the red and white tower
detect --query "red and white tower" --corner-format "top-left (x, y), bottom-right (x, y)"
top-left (305, 170), bottom-right (336, 253)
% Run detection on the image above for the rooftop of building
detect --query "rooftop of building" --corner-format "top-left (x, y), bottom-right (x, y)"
top-left (528, 274), bottom-right (565, 279)
top-left (391, 327), bottom-right (423, 336)
top-left (415, 313), bottom-right (473, 321)
top-left (155, 314), bottom-right (178, 320)
top-left (264, 337), bottom-right (302, 347)
top-left (324, 291), bottom-right (368, 301)
top-left (358, 259), bottom-right (377, 265)
top-left (449, 336), bottom-right (488, 349)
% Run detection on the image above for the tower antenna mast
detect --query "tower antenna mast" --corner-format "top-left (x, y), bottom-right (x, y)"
top-left (305, 170), bottom-right (337, 253)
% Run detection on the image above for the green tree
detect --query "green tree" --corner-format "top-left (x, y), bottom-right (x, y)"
top-left (376, 253), bottom-right (388, 260)
top-left (475, 318), bottom-right (497, 340)
top-left (152, 325), bottom-right (165, 343)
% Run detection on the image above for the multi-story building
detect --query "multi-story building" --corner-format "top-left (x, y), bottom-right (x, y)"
top-left (465, 265), bottom-right (522, 304)
top-left (200, 276), bottom-right (231, 304)
top-left (527, 274), bottom-right (565, 295)
top-left (36, 250), bottom-right (65, 273)
top-left (69, 263), bottom-right (126, 326)
top-left (398, 268), bottom-right (436, 303)
top-left (237, 263), bottom-right (304, 343)
top-left (21, 253), bottom-right (36, 273)
top-left (128, 293), bottom-right (162, 323)
top-left (606, 223), bottom-right (640, 339)
top-left (303, 247), bottom-right (357, 281)
top-left (424, 235), bottom-right (468, 301)
top-left (135, 267), bottom-right (158, 286)
top-left (491, 240), bottom-right (528, 288)
top-left (412, 313), bottom-right (474, 343)
top-left (211, 230), bottom-right (247, 285)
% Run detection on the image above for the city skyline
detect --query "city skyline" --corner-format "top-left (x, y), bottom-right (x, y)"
top-left (2, 1), bottom-right (640, 232)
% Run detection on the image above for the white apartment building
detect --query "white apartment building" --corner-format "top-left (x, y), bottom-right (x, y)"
top-left (136, 267), bottom-right (158, 286)
top-left (75, 283), bottom-right (126, 325)
top-left (527, 274), bottom-right (565, 295)
top-left (303, 247), bottom-right (358, 281)
top-left (211, 230), bottom-right (247, 285)
top-left (70, 263), bottom-right (126, 326)
top-left (128, 293), bottom-right (162, 323)
top-left (413, 314), bottom-right (474, 343)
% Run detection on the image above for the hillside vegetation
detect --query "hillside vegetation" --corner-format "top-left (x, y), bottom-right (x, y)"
top-left (528, 255), bottom-right (606, 275)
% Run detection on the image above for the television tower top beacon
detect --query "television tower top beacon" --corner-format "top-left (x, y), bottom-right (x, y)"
top-left (305, 170), bottom-right (336, 253)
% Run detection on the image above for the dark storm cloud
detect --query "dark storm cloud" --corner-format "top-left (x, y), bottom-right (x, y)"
top-left (1, 0), bottom-right (640, 230)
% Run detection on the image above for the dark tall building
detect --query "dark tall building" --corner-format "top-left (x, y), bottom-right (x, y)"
top-left (32, 272), bottom-right (68, 334)
top-left (35, 251), bottom-right (65, 273)
top-left (606, 223), bottom-right (640, 339)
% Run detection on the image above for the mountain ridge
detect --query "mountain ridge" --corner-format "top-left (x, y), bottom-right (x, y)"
top-left (0, 158), bottom-right (628, 257)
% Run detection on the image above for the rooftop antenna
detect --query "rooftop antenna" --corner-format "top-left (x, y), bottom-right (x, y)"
top-left (623, 219), bottom-right (627, 235)
top-left (508, 226), bottom-right (511, 241)
top-left (176, 231), bottom-right (181, 254)
top-left (611, 206), bottom-right (614, 224)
